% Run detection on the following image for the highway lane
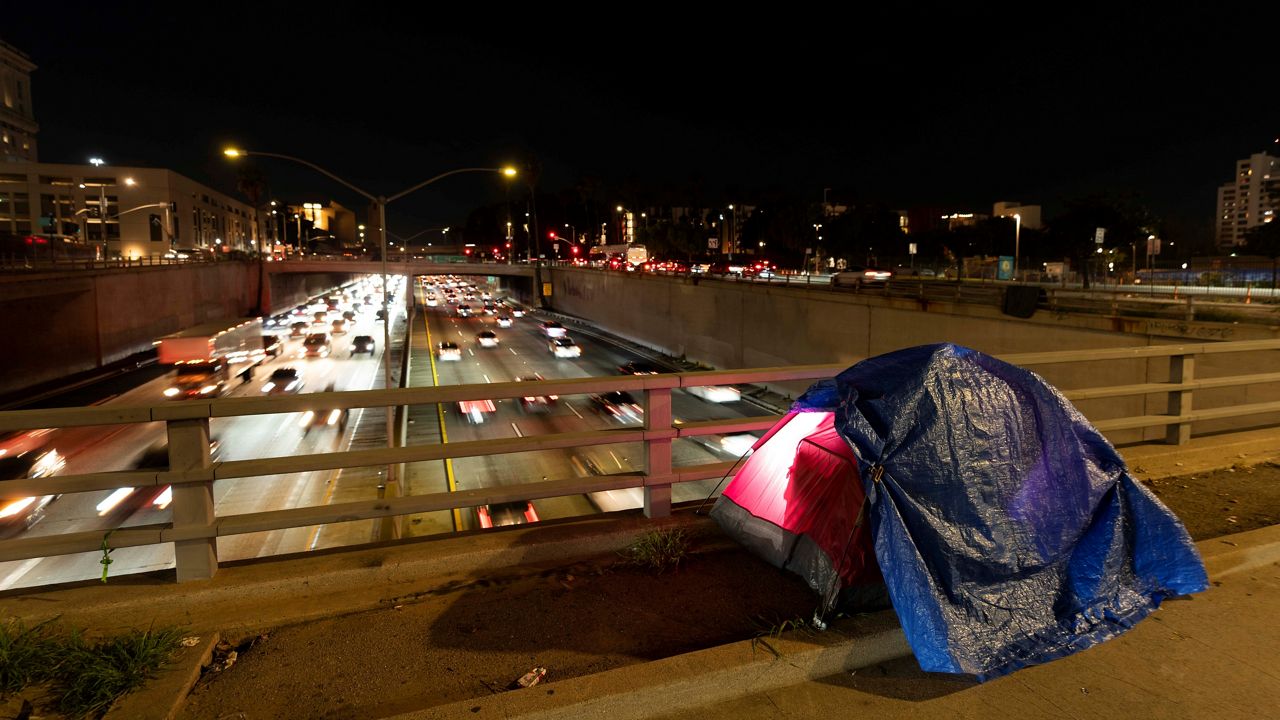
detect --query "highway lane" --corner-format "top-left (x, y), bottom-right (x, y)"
top-left (404, 276), bottom-right (760, 534)
top-left (0, 278), bottom-right (408, 590)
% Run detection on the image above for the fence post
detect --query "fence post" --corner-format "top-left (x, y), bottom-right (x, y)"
top-left (1166, 354), bottom-right (1194, 445)
top-left (167, 417), bottom-right (218, 581)
top-left (643, 387), bottom-right (673, 518)
top-left (1185, 297), bottom-right (1195, 322)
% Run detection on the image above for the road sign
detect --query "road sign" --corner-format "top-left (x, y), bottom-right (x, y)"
top-left (1095, 228), bottom-right (1106, 244)
top-left (1147, 237), bottom-right (1161, 255)
top-left (909, 243), bottom-right (918, 255)
top-left (708, 238), bottom-right (719, 249)
top-left (997, 256), bottom-right (1014, 281)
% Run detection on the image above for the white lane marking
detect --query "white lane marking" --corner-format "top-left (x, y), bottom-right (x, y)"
top-left (468, 348), bottom-right (474, 356)
top-left (509, 348), bottom-right (518, 355)
top-left (483, 374), bottom-right (491, 383)
top-left (0, 558), bottom-right (43, 592)
top-left (608, 450), bottom-right (624, 469)
top-left (511, 422), bottom-right (523, 438)
top-left (566, 402), bottom-right (583, 419)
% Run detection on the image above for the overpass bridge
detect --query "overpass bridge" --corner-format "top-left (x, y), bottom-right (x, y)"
top-left (264, 257), bottom-right (536, 279)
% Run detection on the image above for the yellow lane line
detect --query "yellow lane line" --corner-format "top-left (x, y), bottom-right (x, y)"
top-left (418, 284), bottom-right (462, 531)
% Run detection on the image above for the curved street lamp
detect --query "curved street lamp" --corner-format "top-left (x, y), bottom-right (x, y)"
top-left (223, 148), bottom-right (516, 506)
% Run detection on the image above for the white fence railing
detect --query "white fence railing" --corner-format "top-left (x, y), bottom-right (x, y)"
top-left (3, 339), bottom-right (1280, 585)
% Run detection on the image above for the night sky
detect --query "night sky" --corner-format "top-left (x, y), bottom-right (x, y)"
top-left (6, 5), bottom-right (1276, 241)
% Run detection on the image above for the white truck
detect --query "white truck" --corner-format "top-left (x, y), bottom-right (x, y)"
top-left (158, 318), bottom-right (266, 400)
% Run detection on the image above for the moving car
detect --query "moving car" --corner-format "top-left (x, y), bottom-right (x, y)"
top-left (0, 447), bottom-right (65, 536)
top-left (496, 315), bottom-right (513, 328)
top-left (299, 384), bottom-right (349, 436)
top-left (350, 335), bottom-right (376, 356)
top-left (589, 391), bottom-right (643, 423)
top-left (261, 334), bottom-right (286, 357)
top-left (549, 337), bottom-right (582, 358)
top-left (95, 438), bottom-right (222, 518)
top-left (426, 295), bottom-right (438, 307)
top-left (476, 501), bottom-right (540, 528)
top-left (832, 266), bottom-right (894, 288)
top-left (262, 366), bottom-right (305, 394)
top-left (482, 303), bottom-right (496, 316)
top-left (687, 385), bottom-right (742, 403)
top-left (512, 308), bottom-right (525, 318)
top-left (330, 319), bottom-right (347, 336)
top-left (476, 330), bottom-right (499, 348)
top-left (437, 342), bottom-right (462, 361)
top-left (540, 321), bottom-right (566, 338)
top-left (618, 361), bottom-right (662, 375)
top-left (289, 321), bottom-right (308, 338)
top-left (458, 399), bottom-right (497, 424)
top-left (301, 333), bottom-right (331, 358)
top-left (516, 374), bottom-right (557, 412)
top-left (457, 304), bottom-right (473, 318)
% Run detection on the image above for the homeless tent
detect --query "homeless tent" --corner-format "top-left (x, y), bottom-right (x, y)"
top-left (712, 343), bottom-right (1208, 680)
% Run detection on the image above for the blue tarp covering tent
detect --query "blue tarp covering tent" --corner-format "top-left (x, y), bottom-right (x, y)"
top-left (712, 343), bottom-right (1208, 680)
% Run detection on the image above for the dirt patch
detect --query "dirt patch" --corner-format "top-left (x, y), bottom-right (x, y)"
top-left (174, 463), bottom-right (1280, 719)
top-left (178, 547), bottom-right (818, 720)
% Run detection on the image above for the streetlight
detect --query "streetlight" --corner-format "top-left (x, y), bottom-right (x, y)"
top-left (1012, 213), bottom-right (1022, 281)
top-left (223, 147), bottom-right (516, 511)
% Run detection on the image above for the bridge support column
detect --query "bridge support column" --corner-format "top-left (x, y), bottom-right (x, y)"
top-left (643, 387), bottom-right (673, 518)
top-left (1166, 355), bottom-right (1194, 445)
top-left (167, 417), bottom-right (218, 581)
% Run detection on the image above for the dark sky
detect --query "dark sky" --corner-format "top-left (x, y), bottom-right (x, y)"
top-left (6, 5), bottom-right (1276, 241)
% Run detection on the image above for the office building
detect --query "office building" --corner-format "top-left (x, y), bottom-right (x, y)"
top-left (0, 39), bottom-right (38, 163)
top-left (1215, 151), bottom-right (1279, 248)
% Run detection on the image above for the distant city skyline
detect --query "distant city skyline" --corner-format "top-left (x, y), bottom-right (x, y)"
top-left (3, 6), bottom-right (1276, 244)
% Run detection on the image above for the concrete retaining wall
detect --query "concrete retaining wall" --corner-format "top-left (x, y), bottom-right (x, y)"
top-left (547, 268), bottom-right (1280, 443)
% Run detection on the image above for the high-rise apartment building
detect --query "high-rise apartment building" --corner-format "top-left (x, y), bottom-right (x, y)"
top-left (1215, 151), bottom-right (1279, 248)
top-left (0, 39), bottom-right (38, 163)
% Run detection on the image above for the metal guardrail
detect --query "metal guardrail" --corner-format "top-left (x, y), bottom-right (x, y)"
top-left (3, 340), bottom-right (1280, 585)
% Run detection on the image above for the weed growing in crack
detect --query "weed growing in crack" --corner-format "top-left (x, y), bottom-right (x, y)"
top-left (619, 529), bottom-right (690, 573)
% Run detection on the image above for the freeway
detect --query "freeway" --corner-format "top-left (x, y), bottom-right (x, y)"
top-left (0, 276), bottom-right (409, 590)
top-left (401, 277), bottom-right (759, 535)
top-left (0, 271), bottom-right (769, 589)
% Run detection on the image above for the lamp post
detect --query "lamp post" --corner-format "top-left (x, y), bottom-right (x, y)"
top-left (223, 148), bottom-right (515, 512)
top-left (1012, 213), bottom-right (1022, 281)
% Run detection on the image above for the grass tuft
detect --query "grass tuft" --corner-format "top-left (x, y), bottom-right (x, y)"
top-left (53, 625), bottom-right (185, 718)
top-left (619, 529), bottom-right (691, 573)
top-left (748, 615), bottom-right (814, 658)
top-left (0, 618), bottom-right (62, 697)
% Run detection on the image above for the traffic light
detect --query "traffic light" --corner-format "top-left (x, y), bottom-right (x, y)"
top-left (464, 248), bottom-right (471, 255)
top-left (548, 231), bottom-right (557, 240)
top-left (505, 242), bottom-right (511, 249)
top-left (571, 245), bottom-right (579, 255)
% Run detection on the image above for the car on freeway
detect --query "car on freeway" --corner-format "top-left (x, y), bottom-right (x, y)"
top-left (299, 384), bottom-right (349, 436)
top-left (437, 342), bottom-right (462, 361)
top-left (548, 336), bottom-right (582, 358)
top-left (331, 319), bottom-right (348, 336)
top-left (0, 447), bottom-right (65, 537)
top-left (342, 310), bottom-right (356, 321)
top-left (262, 367), bottom-right (305, 394)
top-left (476, 500), bottom-right (540, 529)
top-left (458, 399), bottom-right (497, 424)
top-left (351, 335), bottom-right (376, 356)
top-left (482, 303), bottom-right (496, 316)
top-left (496, 315), bottom-right (513, 328)
top-left (95, 438), bottom-right (222, 518)
top-left (512, 308), bottom-right (525, 318)
top-left (289, 321), bottom-right (309, 338)
top-left (301, 333), bottom-right (331, 358)
top-left (540, 321), bottom-right (566, 338)
top-left (457, 304), bottom-right (473, 318)
top-left (516, 374), bottom-right (557, 412)
top-left (312, 311), bottom-right (328, 325)
top-left (426, 295), bottom-right (438, 307)
top-left (476, 330), bottom-right (499, 348)
top-left (832, 266), bottom-right (894, 288)
top-left (719, 432), bottom-right (759, 457)
top-left (589, 391), bottom-right (643, 423)
top-left (375, 308), bottom-right (388, 322)
top-left (687, 384), bottom-right (742, 403)
top-left (261, 334), bottom-right (286, 357)
top-left (481, 291), bottom-right (493, 301)
top-left (618, 361), bottom-right (663, 375)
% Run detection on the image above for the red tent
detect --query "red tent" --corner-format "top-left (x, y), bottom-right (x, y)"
top-left (712, 411), bottom-right (880, 609)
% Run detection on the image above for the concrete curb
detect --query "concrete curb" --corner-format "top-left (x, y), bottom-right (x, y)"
top-left (382, 612), bottom-right (911, 720)
top-left (106, 632), bottom-right (219, 720)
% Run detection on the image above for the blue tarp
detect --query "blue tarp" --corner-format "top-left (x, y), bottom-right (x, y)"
top-left (793, 343), bottom-right (1208, 680)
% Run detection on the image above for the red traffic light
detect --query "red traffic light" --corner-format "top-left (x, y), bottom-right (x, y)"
top-left (464, 248), bottom-right (471, 255)
top-left (505, 242), bottom-right (512, 249)
top-left (571, 246), bottom-right (579, 255)
top-left (548, 231), bottom-right (557, 239)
